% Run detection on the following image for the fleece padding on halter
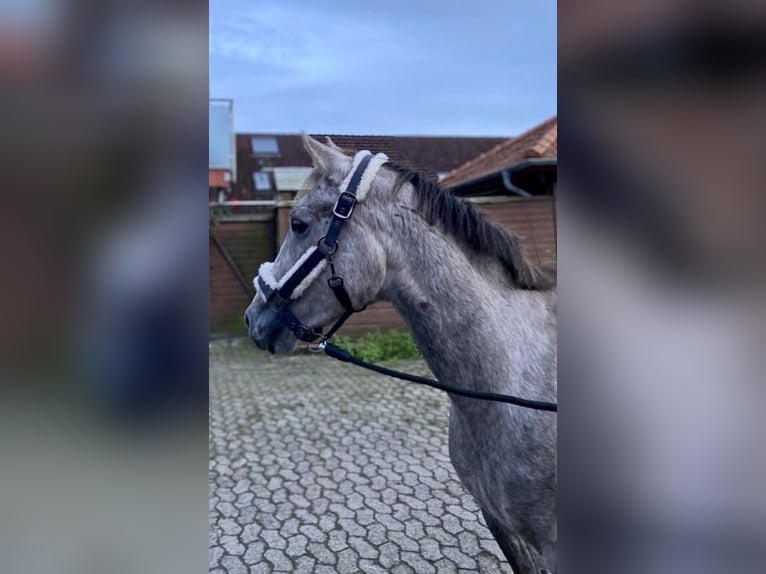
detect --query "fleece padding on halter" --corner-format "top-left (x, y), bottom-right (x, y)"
top-left (254, 150), bottom-right (388, 303)
top-left (339, 150), bottom-right (389, 202)
top-left (255, 247), bottom-right (328, 301)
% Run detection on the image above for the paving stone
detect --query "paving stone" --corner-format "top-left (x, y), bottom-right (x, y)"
top-left (243, 542), bottom-right (266, 565)
top-left (216, 501), bottom-right (238, 518)
top-left (419, 537), bottom-right (442, 561)
top-left (404, 519), bottom-right (426, 540)
top-left (219, 518), bottom-right (242, 536)
top-left (307, 542), bottom-right (337, 565)
top-left (412, 509), bottom-right (441, 527)
top-left (209, 342), bottom-right (512, 574)
top-left (327, 528), bottom-right (348, 552)
top-left (278, 518), bottom-right (298, 538)
top-left (391, 563), bottom-right (416, 574)
top-left (317, 512), bottom-right (336, 532)
top-left (389, 529), bottom-right (421, 552)
top-left (378, 541), bottom-right (400, 570)
top-left (263, 548), bottom-right (291, 571)
top-left (366, 523), bottom-right (387, 546)
top-left (435, 557), bottom-right (459, 574)
top-left (328, 502), bottom-right (354, 519)
top-left (209, 545), bottom-right (223, 568)
top-left (293, 555), bottom-right (316, 574)
top-left (250, 563), bottom-right (272, 574)
top-left (457, 530), bottom-right (480, 556)
top-left (284, 534), bottom-right (308, 557)
top-left (401, 550), bottom-right (438, 574)
top-left (220, 535), bottom-right (245, 556)
top-left (233, 479), bottom-right (250, 494)
top-left (234, 492), bottom-right (254, 508)
top-left (359, 558), bottom-right (388, 573)
top-left (377, 514), bottom-right (405, 532)
top-left (336, 547), bottom-right (359, 574)
top-left (299, 523), bottom-right (326, 544)
top-left (260, 529), bottom-right (287, 550)
top-left (220, 555), bottom-right (247, 574)
top-left (348, 535), bottom-right (379, 560)
top-left (443, 513), bottom-right (464, 534)
top-left (478, 551), bottom-right (513, 573)
top-left (443, 546), bottom-right (478, 569)
top-left (339, 517), bottom-right (367, 537)
top-left (426, 525), bottom-right (459, 546)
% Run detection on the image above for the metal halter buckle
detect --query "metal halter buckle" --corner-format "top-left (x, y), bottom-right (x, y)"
top-left (327, 275), bottom-right (344, 289)
top-left (333, 191), bottom-right (356, 219)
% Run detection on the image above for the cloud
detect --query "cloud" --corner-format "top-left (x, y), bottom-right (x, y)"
top-left (209, 0), bottom-right (556, 135)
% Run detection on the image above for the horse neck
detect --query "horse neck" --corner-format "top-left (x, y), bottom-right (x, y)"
top-left (378, 206), bottom-right (556, 401)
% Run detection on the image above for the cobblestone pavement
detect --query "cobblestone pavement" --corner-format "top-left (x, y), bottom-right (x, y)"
top-left (210, 339), bottom-right (512, 573)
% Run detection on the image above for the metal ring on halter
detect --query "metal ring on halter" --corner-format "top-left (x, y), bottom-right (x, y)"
top-left (318, 236), bottom-right (339, 256)
top-left (307, 338), bottom-right (328, 353)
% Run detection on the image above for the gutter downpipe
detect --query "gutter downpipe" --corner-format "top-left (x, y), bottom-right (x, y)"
top-left (501, 158), bottom-right (557, 197)
top-left (449, 158), bottom-right (556, 198)
top-left (501, 168), bottom-right (532, 198)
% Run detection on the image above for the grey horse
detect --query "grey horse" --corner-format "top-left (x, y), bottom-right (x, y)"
top-left (245, 135), bottom-right (557, 573)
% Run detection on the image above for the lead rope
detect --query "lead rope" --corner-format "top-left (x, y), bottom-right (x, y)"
top-left (313, 339), bottom-right (558, 412)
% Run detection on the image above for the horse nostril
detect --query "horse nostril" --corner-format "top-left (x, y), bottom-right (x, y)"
top-left (244, 313), bottom-right (250, 329)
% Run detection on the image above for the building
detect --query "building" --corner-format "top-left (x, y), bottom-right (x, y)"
top-left (441, 115), bottom-right (557, 196)
top-left (211, 133), bottom-right (507, 204)
top-left (441, 116), bottom-right (557, 266)
top-left (209, 99), bottom-right (236, 200)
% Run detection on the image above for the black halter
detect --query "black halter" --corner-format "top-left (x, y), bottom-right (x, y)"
top-left (256, 153), bottom-right (374, 342)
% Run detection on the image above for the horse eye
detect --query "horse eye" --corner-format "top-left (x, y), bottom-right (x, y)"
top-left (291, 217), bottom-right (309, 234)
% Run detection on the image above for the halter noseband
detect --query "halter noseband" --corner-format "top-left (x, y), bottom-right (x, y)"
top-left (254, 150), bottom-right (389, 343)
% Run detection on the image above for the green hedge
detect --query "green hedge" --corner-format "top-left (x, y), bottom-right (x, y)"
top-left (333, 330), bottom-right (421, 362)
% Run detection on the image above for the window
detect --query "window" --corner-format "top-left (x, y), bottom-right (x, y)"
top-left (253, 172), bottom-right (272, 191)
top-left (251, 136), bottom-right (280, 155)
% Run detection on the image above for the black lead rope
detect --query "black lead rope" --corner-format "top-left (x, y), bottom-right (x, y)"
top-left (321, 342), bottom-right (558, 412)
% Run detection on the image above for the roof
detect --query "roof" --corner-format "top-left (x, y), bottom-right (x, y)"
top-left (440, 116), bottom-right (557, 188)
top-left (234, 133), bottom-right (507, 194)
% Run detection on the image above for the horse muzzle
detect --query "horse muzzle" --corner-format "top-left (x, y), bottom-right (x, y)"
top-left (244, 303), bottom-right (296, 354)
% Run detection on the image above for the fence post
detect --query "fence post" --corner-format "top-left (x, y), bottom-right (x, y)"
top-left (276, 194), bottom-right (293, 246)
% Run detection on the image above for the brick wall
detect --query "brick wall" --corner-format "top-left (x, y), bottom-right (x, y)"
top-left (476, 197), bottom-right (556, 266)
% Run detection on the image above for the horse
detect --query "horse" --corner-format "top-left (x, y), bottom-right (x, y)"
top-left (245, 134), bottom-right (557, 573)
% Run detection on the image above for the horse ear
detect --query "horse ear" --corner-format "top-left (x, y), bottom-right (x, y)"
top-left (325, 136), bottom-right (342, 151)
top-left (301, 133), bottom-right (346, 176)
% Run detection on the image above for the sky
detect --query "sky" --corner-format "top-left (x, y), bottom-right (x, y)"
top-left (209, 0), bottom-right (556, 137)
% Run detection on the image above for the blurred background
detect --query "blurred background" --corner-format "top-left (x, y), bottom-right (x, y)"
top-left (0, 0), bottom-right (208, 573)
top-left (559, 1), bottom-right (766, 573)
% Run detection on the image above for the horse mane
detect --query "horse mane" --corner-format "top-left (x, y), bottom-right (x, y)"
top-left (386, 164), bottom-right (556, 291)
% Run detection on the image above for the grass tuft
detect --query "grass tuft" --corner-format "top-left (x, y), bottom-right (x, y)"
top-left (333, 330), bottom-right (421, 362)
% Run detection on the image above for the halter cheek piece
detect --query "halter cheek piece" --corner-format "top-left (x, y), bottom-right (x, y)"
top-left (254, 151), bottom-right (389, 343)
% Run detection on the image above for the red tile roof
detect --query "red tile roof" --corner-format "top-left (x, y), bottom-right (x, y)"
top-left (440, 116), bottom-right (557, 188)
